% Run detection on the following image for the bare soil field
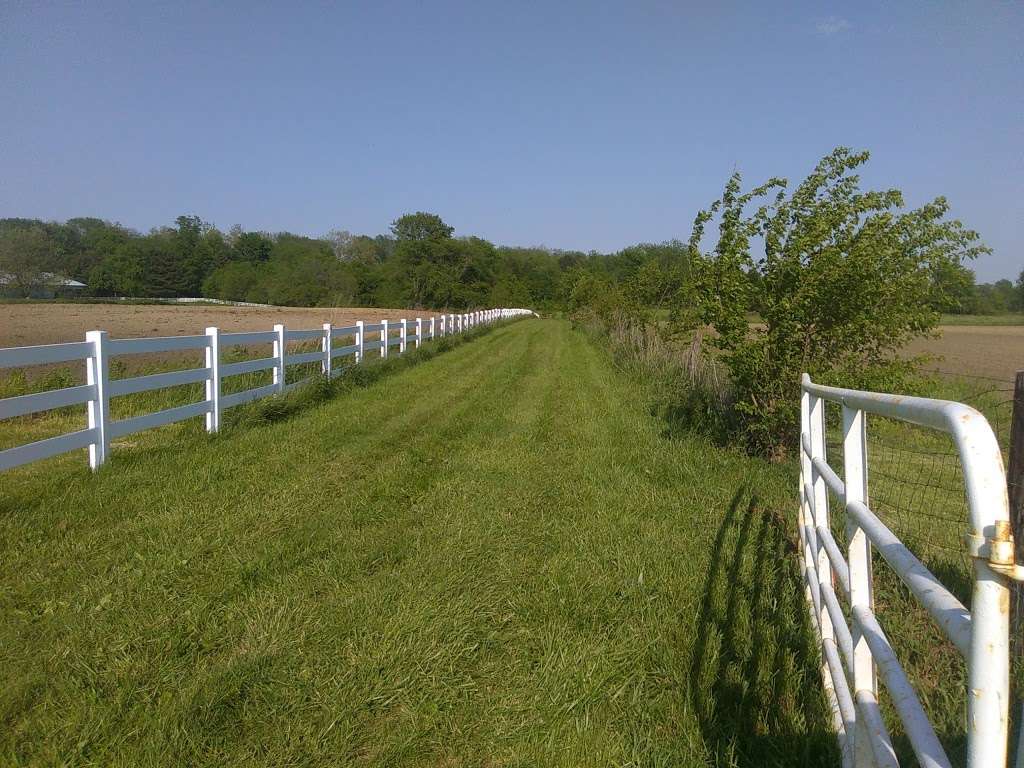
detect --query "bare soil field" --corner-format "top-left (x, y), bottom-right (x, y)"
top-left (0, 303), bottom-right (425, 347)
top-left (904, 325), bottom-right (1024, 383)
top-left (0, 303), bottom-right (438, 376)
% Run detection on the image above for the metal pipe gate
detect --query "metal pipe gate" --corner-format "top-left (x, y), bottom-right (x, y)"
top-left (800, 374), bottom-right (1014, 767)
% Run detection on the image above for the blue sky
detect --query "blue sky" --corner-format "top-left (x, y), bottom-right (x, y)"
top-left (1, 1), bottom-right (1021, 281)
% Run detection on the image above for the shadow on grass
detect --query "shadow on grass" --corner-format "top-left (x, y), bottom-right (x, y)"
top-left (687, 487), bottom-right (838, 767)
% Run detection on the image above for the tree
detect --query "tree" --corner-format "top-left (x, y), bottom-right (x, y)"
top-left (232, 231), bottom-right (273, 263)
top-left (689, 147), bottom-right (988, 456)
top-left (88, 247), bottom-right (145, 296)
top-left (390, 212), bottom-right (453, 242)
top-left (0, 227), bottom-right (56, 296)
top-left (203, 261), bottom-right (262, 302)
top-left (324, 229), bottom-right (354, 260)
top-left (927, 260), bottom-right (975, 313)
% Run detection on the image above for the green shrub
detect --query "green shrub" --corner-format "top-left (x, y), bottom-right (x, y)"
top-left (687, 147), bottom-right (988, 457)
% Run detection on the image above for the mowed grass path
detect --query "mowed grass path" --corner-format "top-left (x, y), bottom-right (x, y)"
top-left (1, 319), bottom-right (834, 767)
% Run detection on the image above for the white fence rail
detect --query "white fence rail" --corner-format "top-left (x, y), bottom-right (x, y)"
top-left (800, 373), bottom-right (1015, 768)
top-left (0, 308), bottom-right (534, 472)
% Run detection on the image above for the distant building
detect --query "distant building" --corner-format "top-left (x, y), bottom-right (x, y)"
top-left (0, 272), bottom-right (88, 299)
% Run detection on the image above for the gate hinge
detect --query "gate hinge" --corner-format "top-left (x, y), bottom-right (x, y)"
top-left (965, 521), bottom-right (1024, 582)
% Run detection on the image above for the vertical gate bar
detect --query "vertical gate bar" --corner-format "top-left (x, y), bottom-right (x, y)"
top-left (810, 394), bottom-right (834, 640)
top-left (399, 319), bottom-right (407, 355)
top-left (381, 319), bottom-right (389, 359)
top-left (843, 405), bottom-right (876, 768)
top-left (802, 383), bottom-right (848, 762)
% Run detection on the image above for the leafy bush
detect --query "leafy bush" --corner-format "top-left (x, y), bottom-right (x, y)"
top-left (687, 147), bottom-right (988, 456)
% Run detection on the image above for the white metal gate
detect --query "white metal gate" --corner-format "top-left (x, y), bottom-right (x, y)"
top-left (799, 374), bottom-right (1014, 767)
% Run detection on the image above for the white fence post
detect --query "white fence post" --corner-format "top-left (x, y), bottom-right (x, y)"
top-left (400, 319), bottom-right (407, 354)
top-left (85, 330), bottom-right (110, 470)
top-left (356, 320), bottom-right (364, 364)
top-left (322, 323), bottom-right (332, 377)
top-left (430, 316), bottom-right (435, 340)
top-left (381, 319), bottom-right (389, 359)
top-left (273, 323), bottom-right (286, 392)
top-left (415, 318), bottom-right (422, 348)
top-left (205, 326), bottom-right (221, 433)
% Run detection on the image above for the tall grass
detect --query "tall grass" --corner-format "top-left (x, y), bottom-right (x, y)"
top-left (572, 308), bottom-right (737, 446)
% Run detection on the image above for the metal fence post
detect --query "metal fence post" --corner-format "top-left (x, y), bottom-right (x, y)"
top-left (1009, 371), bottom-right (1024, 768)
top-left (205, 326), bottom-right (221, 433)
top-left (381, 319), bottom-right (389, 359)
top-left (322, 323), bottom-right (332, 377)
top-left (85, 330), bottom-right (110, 470)
top-left (415, 318), bottom-right (422, 349)
top-left (273, 323), bottom-right (286, 392)
top-left (355, 320), bottom-right (364, 364)
top-left (400, 319), bottom-right (407, 354)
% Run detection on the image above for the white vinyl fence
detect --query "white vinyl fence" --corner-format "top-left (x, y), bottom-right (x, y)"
top-left (0, 308), bottom-right (534, 472)
top-left (800, 374), bottom-right (1019, 768)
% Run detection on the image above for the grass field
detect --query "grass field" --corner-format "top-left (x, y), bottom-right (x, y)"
top-left (1, 319), bottom-right (837, 767)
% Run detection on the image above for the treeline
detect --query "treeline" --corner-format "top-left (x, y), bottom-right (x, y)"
top-left (0, 212), bottom-right (687, 311)
top-left (1, 210), bottom-right (1016, 314)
